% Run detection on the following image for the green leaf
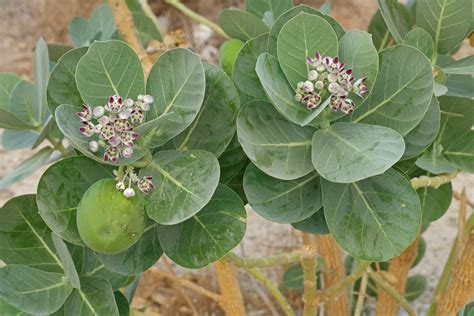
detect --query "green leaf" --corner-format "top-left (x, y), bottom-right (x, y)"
top-left (277, 12), bottom-right (338, 88)
top-left (47, 47), bottom-right (88, 117)
top-left (218, 134), bottom-right (250, 202)
top-left (31, 117), bottom-right (60, 150)
top-left (443, 131), bottom-right (474, 172)
top-left (402, 96), bottom-right (440, 160)
top-left (0, 108), bottom-right (34, 130)
top-left (55, 104), bottom-right (147, 165)
top-left (37, 156), bottom-right (114, 245)
top-left (445, 74), bottom-right (474, 98)
top-left (323, 169), bottom-right (421, 261)
top-left (0, 72), bottom-right (21, 110)
top-left (158, 184), bottom-right (246, 269)
top-left (237, 100), bottom-right (314, 180)
top-left (338, 30), bottom-right (379, 101)
top-left (377, 0), bottom-right (411, 43)
top-left (47, 43), bottom-right (74, 63)
top-left (143, 48), bottom-right (205, 148)
top-left (282, 264), bottom-right (304, 289)
top-left (139, 150), bottom-right (220, 225)
top-left (404, 27), bottom-right (434, 59)
top-left (417, 0), bottom-right (471, 54)
top-left (268, 5), bottom-right (345, 56)
top-left (312, 122), bottom-right (405, 183)
top-left (443, 56), bottom-right (474, 75)
top-left (244, 163), bottom-right (321, 223)
top-left (114, 291), bottom-right (130, 316)
top-left (218, 8), bottom-right (269, 41)
top-left (245, 0), bottom-right (293, 20)
top-left (1, 129), bottom-right (38, 151)
top-left (89, 4), bottom-right (117, 41)
top-left (368, 10), bottom-right (391, 52)
top-left (415, 148), bottom-right (457, 174)
top-left (434, 82), bottom-right (448, 97)
top-left (232, 33), bottom-right (269, 105)
top-left (97, 222), bottom-right (162, 275)
top-left (68, 245), bottom-right (133, 290)
top-left (35, 37), bottom-right (50, 123)
top-left (76, 40), bottom-right (145, 106)
top-left (132, 11), bottom-right (162, 46)
top-left (10, 80), bottom-right (40, 126)
top-left (0, 298), bottom-right (33, 316)
top-left (52, 233), bottom-right (81, 289)
top-left (256, 53), bottom-right (317, 125)
top-left (418, 182), bottom-right (452, 225)
top-left (219, 39), bottom-right (244, 76)
top-left (0, 265), bottom-right (72, 315)
top-left (291, 209), bottom-right (329, 235)
top-left (164, 63), bottom-right (240, 157)
top-left (412, 237), bottom-right (426, 268)
top-left (351, 45), bottom-right (433, 136)
top-left (64, 277), bottom-right (119, 316)
top-left (0, 147), bottom-right (53, 189)
top-left (69, 16), bottom-right (94, 46)
top-left (405, 275), bottom-right (427, 302)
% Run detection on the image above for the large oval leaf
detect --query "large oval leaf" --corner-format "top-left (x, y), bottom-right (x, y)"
top-left (51, 233), bottom-right (81, 289)
top-left (291, 209), bottom-right (329, 235)
top-left (164, 63), bottom-right (240, 157)
top-left (143, 48), bottom-right (205, 148)
top-left (10, 80), bottom-right (40, 126)
top-left (37, 156), bottom-right (114, 245)
top-left (47, 47), bottom-right (87, 116)
top-left (232, 33), bottom-right (269, 105)
top-left (217, 8), bottom-right (269, 41)
top-left (64, 277), bottom-right (119, 316)
top-left (323, 169), bottom-right (421, 261)
top-left (237, 100), bottom-right (314, 180)
top-left (244, 163), bottom-right (321, 223)
top-left (403, 27), bottom-right (434, 59)
top-left (377, 0), bottom-right (411, 43)
top-left (139, 150), bottom-right (220, 225)
top-left (0, 195), bottom-right (63, 272)
top-left (351, 45), bottom-right (433, 136)
top-left (97, 222), bottom-right (162, 275)
top-left (312, 122), bottom-right (405, 183)
top-left (0, 265), bottom-right (72, 315)
top-left (255, 53), bottom-right (318, 125)
top-left (416, 0), bottom-right (471, 54)
top-left (402, 96), bottom-right (440, 160)
top-left (245, 0), bottom-right (293, 21)
top-left (219, 39), bottom-right (244, 76)
top-left (76, 40), bottom-right (145, 105)
top-left (1, 129), bottom-right (39, 151)
top-left (268, 5), bottom-right (345, 56)
top-left (0, 72), bottom-right (21, 110)
top-left (55, 104), bottom-right (147, 165)
top-left (277, 12), bottom-right (338, 88)
top-left (418, 182), bottom-right (452, 225)
top-left (158, 185), bottom-right (246, 269)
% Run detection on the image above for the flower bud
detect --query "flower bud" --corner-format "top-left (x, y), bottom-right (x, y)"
top-left (328, 82), bottom-right (340, 94)
top-left (137, 95), bottom-right (144, 101)
top-left (303, 81), bottom-right (314, 93)
top-left (315, 81), bottom-right (324, 90)
top-left (295, 93), bottom-right (303, 102)
top-left (125, 98), bottom-right (134, 107)
top-left (116, 181), bottom-right (125, 191)
top-left (123, 188), bottom-right (135, 198)
top-left (93, 106), bottom-right (105, 118)
top-left (308, 70), bottom-right (318, 81)
top-left (297, 81), bottom-right (304, 89)
top-left (122, 147), bottom-right (134, 158)
top-left (143, 95), bottom-right (154, 104)
top-left (119, 109), bottom-right (131, 120)
top-left (89, 140), bottom-right (99, 153)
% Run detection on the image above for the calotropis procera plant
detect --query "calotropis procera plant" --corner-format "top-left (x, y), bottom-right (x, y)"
top-left (0, 0), bottom-right (473, 315)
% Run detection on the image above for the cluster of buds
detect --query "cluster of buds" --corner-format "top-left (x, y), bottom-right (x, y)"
top-left (76, 94), bottom-right (153, 162)
top-left (294, 52), bottom-right (369, 114)
top-left (114, 167), bottom-right (155, 198)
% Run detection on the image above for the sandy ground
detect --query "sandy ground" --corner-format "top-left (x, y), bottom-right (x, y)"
top-left (0, 1), bottom-right (473, 315)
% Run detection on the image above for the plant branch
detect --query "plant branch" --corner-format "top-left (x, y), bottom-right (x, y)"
top-left (453, 191), bottom-right (474, 208)
top-left (243, 267), bottom-right (296, 316)
top-left (354, 269), bottom-right (369, 316)
top-left (410, 172), bottom-right (458, 189)
top-left (165, 0), bottom-right (230, 39)
top-left (138, 0), bottom-right (161, 33)
top-left (225, 250), bottom-right (302, 269)
top-left (149, 267), bottom-right (221, 302)
top-left (214, 260), bottom-right (246, 315)
top-left (369, 271), bottom-right (418, 316)
top-left (47, 136), bottom-right (68, 156)
top-left (301, 234), bottom-right (318, 316)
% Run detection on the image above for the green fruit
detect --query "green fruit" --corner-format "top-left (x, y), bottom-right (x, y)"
top-left (77, 178), bottom-right (146, 254)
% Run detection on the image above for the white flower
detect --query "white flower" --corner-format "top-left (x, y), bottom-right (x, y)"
top-left (123, 188), bottom-right (135, 198)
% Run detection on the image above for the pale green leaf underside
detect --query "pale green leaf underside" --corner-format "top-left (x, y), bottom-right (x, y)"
top-left (0, 72), bottom-right (21, 111)
top-left (323, 169), bottom-right (421, 261)
top-left (218, 8), bottom-right (269, 41)
top-left (140, 150), bottom-right (220, 225)
top-left (158, 185), bottom-right (246, 269)
top-left (312, 122), bottom-right (405, 183)
top-left (443, 55), bottom-right (474, 75)
top-left (237, 100), bottom-right (315, 180)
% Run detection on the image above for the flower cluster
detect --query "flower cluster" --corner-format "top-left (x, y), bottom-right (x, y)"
top-left (114, 167), bottom-right (155, 198)
top-left (76, 95), bottom-right (153, 163)
top-left (294, 52), bottom-right (369, 114)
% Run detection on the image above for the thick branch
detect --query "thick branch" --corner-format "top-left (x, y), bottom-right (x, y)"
top-left (369, 271), bottom-right (418, 316)
top-left (214, 260), bottom-right (246, 315)
top-left (410, 172), bottom-right (458, 189)
top-left (225, 250), bottom-right (301, 269)
top-left (301, 234), bottom-right (318, 316)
